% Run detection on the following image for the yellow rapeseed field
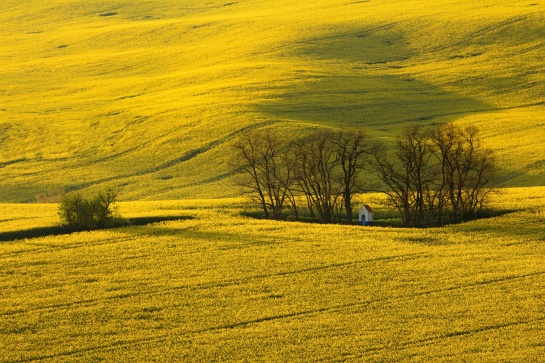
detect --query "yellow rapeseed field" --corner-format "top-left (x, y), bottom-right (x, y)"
top-left (2, 1), bottom-right (545, 361)
top-left (1, 189), bottom-right (545, 362)
top-left (1, 0), bottom-right (544, 201)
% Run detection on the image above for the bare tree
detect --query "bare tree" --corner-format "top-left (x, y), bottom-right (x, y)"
top-left (279, 142), bottom-right (300, 220)
top-left (371, 141), bottom-right (412, 226)
top-left (371, 126), bottom-right (435, 227)
top-left (231, 130), bottom-right (295, 219)
top-left (430, 124), bottom-right (495, 223)
top-left (373, 123), bottom-right (497, 227)
top-left (334, 131), bottom-right (369, 224)
top-left (293, 131), bottom-right (343, 224)
top-left (231, 131), bottom-right (269, 217)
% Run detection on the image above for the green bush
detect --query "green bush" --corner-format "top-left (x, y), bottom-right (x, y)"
top-left (58, 189), bottom-right (126, 232)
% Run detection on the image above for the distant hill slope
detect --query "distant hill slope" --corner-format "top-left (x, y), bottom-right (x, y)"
top-left (1, 0), bottom-right (544, 202)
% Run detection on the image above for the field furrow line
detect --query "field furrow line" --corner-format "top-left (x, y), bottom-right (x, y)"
top-left (422, 12), bottom-right (543, 55)
top-left (0, 252), bottom-right (428, 317)
top-left (6, 304), bottom-right (366, 362)
top-left (353, 315), bottom-right (545, 359)
top-left (195, 270), bottom-right (545, 337)
top-left (0, 235), bottom-right (139, 260)
top-left (8, 269), bottom-right (545, 362)
top-left (5, 334), bottom-right (171, 363)
top-left (3, 257), bottom-right (543, 319)
top-left (5, 254), bottom-right (541, 319)
top-left (176, 252), bottom-right (429, 291)
top-left (412, 270), bottom-right (545, 298)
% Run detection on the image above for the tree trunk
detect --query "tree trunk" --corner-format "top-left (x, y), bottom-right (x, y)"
top-left (344, 189), bottom-right (353, 224)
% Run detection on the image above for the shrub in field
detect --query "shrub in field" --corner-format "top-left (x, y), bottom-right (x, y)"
top-left (58, 189), bottom-right (126, 232)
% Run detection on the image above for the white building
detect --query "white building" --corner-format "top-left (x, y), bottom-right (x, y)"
top-left (358, 205), bottom-right (373, 226)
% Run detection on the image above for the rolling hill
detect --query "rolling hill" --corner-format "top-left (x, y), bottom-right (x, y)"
top-left (1, 0), bottom-right (544, 202)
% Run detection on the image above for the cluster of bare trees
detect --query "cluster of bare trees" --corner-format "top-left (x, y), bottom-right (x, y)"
top-left (231, 130), bottom-right (367, 224)
top-left (231, 123), bottom-right (496, 227)
top-left (372, 124), bottom-right (496, 227)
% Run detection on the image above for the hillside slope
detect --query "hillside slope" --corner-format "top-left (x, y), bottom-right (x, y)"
top-left (1, 0), bottom-right (544, 201)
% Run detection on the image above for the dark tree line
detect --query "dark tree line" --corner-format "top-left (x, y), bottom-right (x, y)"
top-left (231, 123), bottom-right (496, 227)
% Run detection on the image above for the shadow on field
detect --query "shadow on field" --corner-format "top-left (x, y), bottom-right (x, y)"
top-left (128, 216), bottom-right (194, 226)
top-left (257, 26), bottom-right (494, 130)
top-left (240, 210), bottom-right (404, 226)
top-left (0, 216), bottom-right (193, 242)
top-left (0, 226), bottom-right (66, 242)
top-left (240, 209), bottom-right (517, 229)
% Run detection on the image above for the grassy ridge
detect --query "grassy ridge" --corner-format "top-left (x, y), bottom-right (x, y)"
top-left (1, 0), bottom-right (545, 201)
top-left (1, 189), bottom-right (545, 361)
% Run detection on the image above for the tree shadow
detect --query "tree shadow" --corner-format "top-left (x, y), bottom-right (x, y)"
top-left (0, 226), bottom-right (66, 242)
top-left (0, 216), bottom-right (194, 242)
top-left (128, 216), bottom-right (194, 226)
top-left (239, 208), bottom-right (517, 229)
top-left (256, 26), bottom-right (494, 132)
